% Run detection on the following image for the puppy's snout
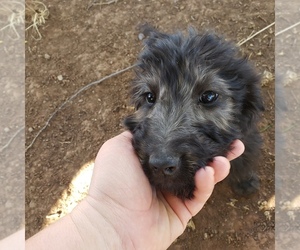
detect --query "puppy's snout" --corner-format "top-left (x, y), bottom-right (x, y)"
top-left (149, 155), bottom-right (179, 176)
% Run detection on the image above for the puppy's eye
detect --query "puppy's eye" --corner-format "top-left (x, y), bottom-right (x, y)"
top-left (199, 91), bottom-right (219, 104)
top-left (145, 92), bottom-right (156, 104)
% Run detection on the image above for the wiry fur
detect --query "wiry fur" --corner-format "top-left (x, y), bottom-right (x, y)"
top-left (124, 26), bottom-right (264, 199)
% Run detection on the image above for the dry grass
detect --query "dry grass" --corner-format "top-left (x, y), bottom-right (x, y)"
top-left (87, 0), bottom-right (119, 10)
top-left (0, 1), bottom-right (49, 41)
top-left (25, 0), bottom-right (49, 40)
top-left (0, 1), bottom-right (25, 40)
top-left (237, 22), bottom-right (275, 46)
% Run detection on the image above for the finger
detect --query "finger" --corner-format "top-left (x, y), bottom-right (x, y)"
top-left (184, 167), bottom-right (215, 216)
top-left (208, 156), bottom-right (231, 184)
top-left (162, 192), bottom-right (193, 228)
top-left (165, 156), bottom-right (231, 222)
top-left (99, 131), bottom-right (133, 154)
top-left (227, 139), bottom-right (245, 161)
top-left (119, 130), bottom-right (133, 140)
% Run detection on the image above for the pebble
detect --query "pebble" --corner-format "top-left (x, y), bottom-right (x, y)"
top-left (138, 33), bottom-right (145, 41)
top-left (187, 219), bottom-right (196, 231)
top-left (28, 127), bottom-right (33, 132)
top-left (57, 75), bottom-right (63, 81)
top-left (261, 70), bottom-right (274, 86)
top-left (4, 127), bottom-right (10, 132)
top-left (29, 201), bottom-right (36, 208)
top-left (44, 53), bottom-right (51, 59)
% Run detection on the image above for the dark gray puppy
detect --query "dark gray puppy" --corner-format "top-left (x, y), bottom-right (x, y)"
top-left (125, 26), bottom-right (264, 199)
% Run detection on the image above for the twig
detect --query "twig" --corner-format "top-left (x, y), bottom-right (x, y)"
top-left (87, 0), bottom-right (118, 10)
top-left (276, 21), bottom-right (300, 36)
top-left (26, 64), bottom-right (136, 152)
top-left (267, 90), bottom-right (274, 105)
top-left (260, 124), bottom-right (272, 133)
top-left (237, 22), bottom-right (275, 46)
top-left (95, 0), bottom-right (118, 5)
top-left (0, 126), bottom-right (25, 153)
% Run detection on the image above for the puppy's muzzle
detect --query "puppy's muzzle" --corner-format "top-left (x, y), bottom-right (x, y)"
top-left (148, 154), bottom-right (180, 176)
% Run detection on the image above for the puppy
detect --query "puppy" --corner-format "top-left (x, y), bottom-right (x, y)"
top-left (125, 25), bottom-right (264, 199)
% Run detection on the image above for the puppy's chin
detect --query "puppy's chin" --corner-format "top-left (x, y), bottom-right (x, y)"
top-left (156, 180), bottom-right (196, 200)
top-left (143, 165), bottom-right (196, 199)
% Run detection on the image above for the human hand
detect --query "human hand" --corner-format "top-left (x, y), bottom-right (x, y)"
top-left (71, 131), bottom-right (244, 250)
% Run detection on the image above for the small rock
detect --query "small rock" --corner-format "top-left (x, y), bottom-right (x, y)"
top-left (187, 219), bottom-right (196, 231)
top-left (261, 70), bottom-right (274, 86)
top-left (57, 75), bottom-right (63, 81)
top-left (28, 127), bottom-right (33, 132)
top-left (4, 127), bottom-right (10, 132)
top-left (29, 201), bottom-right (36, 208)
top-left (44, 53), bottom-right (51, 59)
top-left (138, 33), bottom-right (145, 41)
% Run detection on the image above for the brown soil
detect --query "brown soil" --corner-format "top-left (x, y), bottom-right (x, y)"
top-left (25, 0), bottom-right (275, 249)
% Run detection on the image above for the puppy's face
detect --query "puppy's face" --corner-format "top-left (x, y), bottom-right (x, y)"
top-left (125, 28), bottom-right (263, 199)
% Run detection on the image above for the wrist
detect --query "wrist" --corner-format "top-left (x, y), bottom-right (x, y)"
top-left (26, 211), bottom-right (86, 250)
top-left (70, 195), bottom-right (134, 250)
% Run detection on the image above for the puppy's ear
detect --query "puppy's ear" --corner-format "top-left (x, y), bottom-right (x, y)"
top-left (241, 74), bottom-right (265, 131)
top-left (246, 82), bottom-right (265, 113)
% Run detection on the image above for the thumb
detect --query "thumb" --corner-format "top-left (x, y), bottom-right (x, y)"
top-left (184, 167), bottom-right (215, 216)
top-left (184, 155), bottom-right (231, 216)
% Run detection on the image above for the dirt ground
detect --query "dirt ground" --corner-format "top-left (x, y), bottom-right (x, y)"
top-left (25, 0), bottom-right (275, 249)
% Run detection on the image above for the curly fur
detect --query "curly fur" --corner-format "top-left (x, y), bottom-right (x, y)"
top-left (124, 26), bottom-right (264, 199)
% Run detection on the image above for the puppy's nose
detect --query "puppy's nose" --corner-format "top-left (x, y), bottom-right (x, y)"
top-left (149, 155), bottom-right (179, 175)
